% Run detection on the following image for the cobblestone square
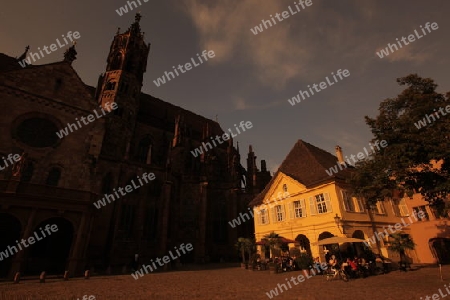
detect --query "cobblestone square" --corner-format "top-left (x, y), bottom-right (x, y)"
top-left (1, 264), bottom-right (448, 300)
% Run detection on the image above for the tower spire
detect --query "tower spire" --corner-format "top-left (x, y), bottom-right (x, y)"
top-left (135, 12), bottom-right (142, 23)
top-left (63, 44), bottom-right (77, 64)
top-left (96, 14), bottom-right (151, 159)
top-left (128, 13), bottom-right (142, 36)
top-left (17, 45), bottom-right (30, 61)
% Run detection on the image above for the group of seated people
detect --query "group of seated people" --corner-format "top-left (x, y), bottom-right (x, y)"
top-left (254, 255), bottom-right (297, 272)
top-left (325, 254), bottom-right (368, 276)
top-left (274, 255), bottom-right (296, 272)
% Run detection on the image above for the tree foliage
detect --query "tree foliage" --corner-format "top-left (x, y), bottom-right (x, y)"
top-left (387, 233), bottom-right (416, 262)
top-left (235, 237), bottom-right (254, 263)
top-left (263, 232), bottom-right (281, 258)
top-left (358, 74), bottom-right (450, 211)
top-left (348, 156), bottom-right (396, 207)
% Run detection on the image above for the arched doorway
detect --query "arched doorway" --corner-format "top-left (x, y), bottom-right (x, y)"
top-left (349, 230), bottom-right (366, 257)
top-left (295, 234), bottom-right (311, 256)
top-left (352, 230), bottom-right (364, 239)
top-left (0, 214), bottom-right (22, 278)
top-left (26, 217), bottom-right (73, 275)
top-left (318, 231), bottom-right (336, 260)
top-left (429, 238), bottom-right (450, 264)
top-left (318, 231), bottom-right (334, 240)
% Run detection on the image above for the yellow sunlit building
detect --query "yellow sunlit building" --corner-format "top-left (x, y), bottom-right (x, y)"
top-left (249, 140), bottom-right (430, 263)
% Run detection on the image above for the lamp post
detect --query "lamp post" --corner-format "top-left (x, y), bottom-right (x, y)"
top-left (334, 214), bottom-right (343, 234)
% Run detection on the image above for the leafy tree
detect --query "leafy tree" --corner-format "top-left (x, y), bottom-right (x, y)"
top-left (363, 74), bottom-right (450, 213)
top-left (387, 233), bottom-right (416, 263)
top-left (348, 157), bottom-right (396, 254)
top-left (235, 237), bottom-right (255, 264)
top-left (245, 237), bottom-right (256, 261)
top-left (263, 232), bottom-right (281, 258)
top-left (235, 237), bottom-right (247, 264)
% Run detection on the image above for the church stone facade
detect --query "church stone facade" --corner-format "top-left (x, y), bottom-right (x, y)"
top-left (0, 14), bottom-right (270, 278)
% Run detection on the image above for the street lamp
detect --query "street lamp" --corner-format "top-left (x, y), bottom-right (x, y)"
top-left (334, 214), bottom-right (343, 233)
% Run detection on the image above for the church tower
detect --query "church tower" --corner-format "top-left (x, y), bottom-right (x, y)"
top-left (96, 13), bottom-right (151, 158)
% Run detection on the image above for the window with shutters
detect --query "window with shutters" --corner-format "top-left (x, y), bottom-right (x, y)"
top-left (355, 197), bottom-right (365, 213)
top-left (391, 199), bottom-right (401, 216)
top-left (372, 201), bottom-right (387, 215)
top-left (293, 200), bottom-right (306, 218)
top-left (275, 205), bottom-right (285, 222)
top-left (398, 199), bottom-right (409, 216)
top-left (413, 206), bottom-right (429, 221)
top-left (341, 190), bottom-right (355, 212)
top-left (309, 193), bottom-right (332, 215)
top-left (390, 198), bottom-right (409, 216)
top-left (260, 209), bottom-right (269, 224)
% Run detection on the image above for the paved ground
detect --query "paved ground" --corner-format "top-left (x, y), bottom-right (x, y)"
top-left (0, 264), bottom-right (449, 300)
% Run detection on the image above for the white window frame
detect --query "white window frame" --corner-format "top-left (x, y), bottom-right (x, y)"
top-left (316, 194), bottom-right (327, 214)
top-left (292, 199), bottom-right (306, 218)
top-left (275, 204), bottom-right (285, 222)
top-left (259, 209), bottom-right (269, 225)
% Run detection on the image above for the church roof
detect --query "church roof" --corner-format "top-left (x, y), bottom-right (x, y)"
top-left (1, 52), bottom-right (224, 141)
top-left (85, 85), bottom-right (224, 139)
top-left (0, 58), bottom-right (96, 112)
top-left (137, 93), bottom-right (224, 139)
top-left (249, 139), bottom-right (353, 207)
top-left (0, 53), bottom-right (23, 72)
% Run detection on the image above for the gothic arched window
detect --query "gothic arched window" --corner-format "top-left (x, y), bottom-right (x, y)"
top-left (137, 136), bottom-right (152, 164)
top-left (16, 118), bottom-right (59, 147)
top-left (105, 81), bottom-right (116, 91)
top-left (125, 175), bottom-right (139, 194)
top-left (119, 204), bottom-right (135, 238)
top-left (102, 172), bottom-right (114, 194)
top-left (21, 161), bottom-right (34, 182)
top-left (111, 53), bottom-right (123, 70)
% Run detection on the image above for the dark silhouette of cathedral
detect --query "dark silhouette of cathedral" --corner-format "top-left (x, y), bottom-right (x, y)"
top-left (0, 14), bottom-right (270, 278)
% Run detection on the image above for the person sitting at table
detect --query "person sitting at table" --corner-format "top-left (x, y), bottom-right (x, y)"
top-left (329, 255), bottom-right (337, 270)
top-left (313, 257), bottom-right (322, 274)
top-left (348, 258), bottom-right (358, 270)
top-left (345, 257), bottom-right (358, 277)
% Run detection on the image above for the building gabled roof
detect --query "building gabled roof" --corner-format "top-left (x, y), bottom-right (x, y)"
top-left (249, 139), bottom-right (353, 207)
top-left (0, 53), bottom-right (23, 72)
top-left (0, 59), bottom-right (96, 112)
top-left (137, 93), bottom-right (224, 139)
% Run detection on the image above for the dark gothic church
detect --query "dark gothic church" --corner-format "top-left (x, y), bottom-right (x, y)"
top-left (0, 14), bottom-right (270, 278)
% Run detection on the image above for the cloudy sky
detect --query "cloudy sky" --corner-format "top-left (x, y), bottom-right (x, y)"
top-left (1, 0), bottom-right (449, 173)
